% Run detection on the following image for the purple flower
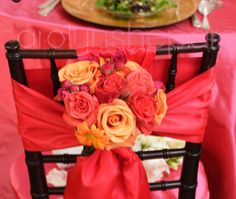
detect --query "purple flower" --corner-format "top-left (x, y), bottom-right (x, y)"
top-left (101, 60), bottom-right (115, 75)
top-left (112, 50), bottom-right (127, 70)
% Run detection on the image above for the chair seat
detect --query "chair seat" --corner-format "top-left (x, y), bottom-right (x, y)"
top-left (10, 154), bottom-right (209, 199)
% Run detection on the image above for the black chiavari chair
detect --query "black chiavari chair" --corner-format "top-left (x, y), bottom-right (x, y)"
top-left (5, 32), bottom-right (220, 199)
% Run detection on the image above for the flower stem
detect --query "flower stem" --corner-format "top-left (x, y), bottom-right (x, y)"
top-left (82, 146), bottom-right (95, 156)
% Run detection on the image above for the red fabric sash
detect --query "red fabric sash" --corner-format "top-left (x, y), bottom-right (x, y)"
top-left (12, 67), bottom-right (214, 151)
top-left (11, 47), bottom-right (215, 199)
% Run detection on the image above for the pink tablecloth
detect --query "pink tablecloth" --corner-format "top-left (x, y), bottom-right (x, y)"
top-left (0, 1), bottom-right (235, 199)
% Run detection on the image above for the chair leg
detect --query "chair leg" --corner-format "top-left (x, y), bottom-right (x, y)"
top-left (25, 151), bottom-right (49, 199)
top-left (178, 143), bottom-right (201, 199)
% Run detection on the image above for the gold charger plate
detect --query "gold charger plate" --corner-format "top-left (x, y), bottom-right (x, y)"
top-left (61, 0), bottom-right (197, 29)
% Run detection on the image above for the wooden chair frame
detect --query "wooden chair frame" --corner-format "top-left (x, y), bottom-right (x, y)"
top-left (5, 33), bottom-right (220, 199)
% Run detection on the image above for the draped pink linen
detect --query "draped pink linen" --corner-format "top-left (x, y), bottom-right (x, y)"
top-left (1, 1), bottom-right (235, 199)
top-left (11, 47), bottom-right (215, 199)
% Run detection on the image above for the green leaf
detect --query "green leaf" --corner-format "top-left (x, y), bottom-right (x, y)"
top-left (96, 0), bottom-right (106, 7)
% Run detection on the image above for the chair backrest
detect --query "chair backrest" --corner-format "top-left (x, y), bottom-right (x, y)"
top-left (5, 33), bottom-right (220, 199)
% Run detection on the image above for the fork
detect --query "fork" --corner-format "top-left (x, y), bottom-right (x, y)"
top-left (38, 0), bottom-right (61, 16)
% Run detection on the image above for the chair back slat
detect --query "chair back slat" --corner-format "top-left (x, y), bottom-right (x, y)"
top-left (5, 41), bottom-right (28, 85)
top-left (5, 33), bottom-right (220, 199)
top-left (166, 45), bottom-right (178, 92)
top-left (49, 55), bottom-right (61, 95)
top-left (200, 33), bottom-right (220, 73)
top-left (25, 151), bottom-right (48, 199)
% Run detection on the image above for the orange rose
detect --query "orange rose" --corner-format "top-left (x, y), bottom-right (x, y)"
top-left (155, 89), bottom-right (168, 125)
top-left (97, 99), bottom-right (140, 150)
top-left (58, 61), bottom-right (99, 85)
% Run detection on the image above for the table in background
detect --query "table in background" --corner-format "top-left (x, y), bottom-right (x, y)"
top-left (0, 1), bottom-right (235, 199)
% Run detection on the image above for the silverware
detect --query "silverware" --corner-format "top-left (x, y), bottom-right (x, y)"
top-left (38, 0), bottom-right (61, 16)
top-left (191, 13), bottom-right (202, 28)
top-left (38, 0), bottom-right (56, 9)
top-left (210, 0), bottom-right (224, 10)
top-left (198, 0), bottom-right (212, 30)
top-left (198, 0), bottom-right (223, 30)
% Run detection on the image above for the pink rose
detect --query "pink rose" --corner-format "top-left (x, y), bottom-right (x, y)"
top-left (95, 73), bottom-right (124, 103)
top-left (128, 91), bottom-right (156, 134)
top-left (112, 50), bottom-right (127, 70)
top-left (124, 68), bottom-right (156, 97)
top-left (63, 92), bottom-right (99, 127)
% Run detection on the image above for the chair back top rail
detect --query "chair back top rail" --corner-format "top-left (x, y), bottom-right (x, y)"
top-left (5, 33), bottom-right (220, 59)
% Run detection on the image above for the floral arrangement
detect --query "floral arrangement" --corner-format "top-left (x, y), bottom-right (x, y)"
top-left (96, 0), bottom-right (176, 17)
top-left (55, 50), bottom-right (168, 151)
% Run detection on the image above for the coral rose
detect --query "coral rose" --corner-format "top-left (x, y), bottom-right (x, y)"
top-left (155, 89), bottom-right (168, 125)
top-left (123, 68), bottom-right (156, 97)
top-left (128, 91), bottom-right (157, 135)
top-left (95, 73), bottom-right (124, 103)
top-left (58, 61), bottom-right (99, 85)
top-left (63, 92), bottom-right (99, 127)
top-left (97, 99), bottom-right (140, 150)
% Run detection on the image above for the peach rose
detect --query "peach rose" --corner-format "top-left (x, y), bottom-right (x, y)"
top-left (97, 99), bottom-right (140, 150)
top-left (155, 89), bottom-right (168, 125)
top-left (63, 92), bottom-right (99, 127)
top-left (58, 61), bottom-right (99, 85)
top-left (88, 68), bottom-right (103, 94)
top-left (128, 91), bottom-right (156, 135)
top-left (123, 68), bottom-right (156, 96)
top-left (117, 61), bottom-right (141, 77)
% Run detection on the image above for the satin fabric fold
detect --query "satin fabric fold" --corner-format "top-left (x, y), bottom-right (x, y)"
top-left (64, 148), bottom-right (151, 199)
top-left (153, 67), bottom-right (215, 141)
top-left (76, 46), bottom-right (156, 70)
